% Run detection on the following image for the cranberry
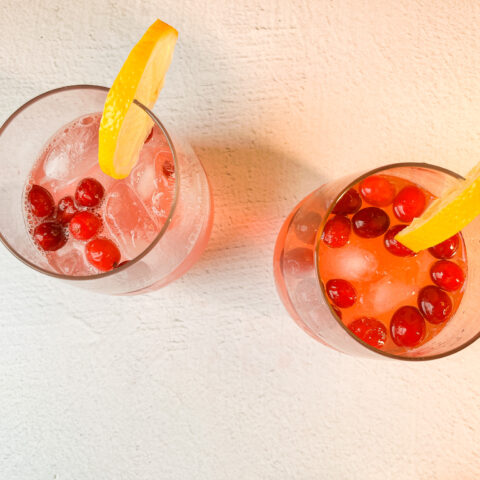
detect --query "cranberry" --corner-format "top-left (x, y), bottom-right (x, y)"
top-left (56, 196), bottom-right (77, 224)
top-left (145, 128), bottom-right (154, 143)
top-left (27, 185), bottom-right (54, 218)
top-left (69, 211), bottom-right (102, 241)
top-left (348, 317), bottom-right (387, 348)
top-left (332, 188), bottom-right (362, 215)
top-left (430, 260), bottom-right (465, 292)
top-left (322, 215), bottom-right (351, 248)
top-left (417, 285), bottom-right (452, 324)
top-left (393, 185), bottom-right (426, 222)
top-left (332, 305), bottom-right (342, 319)
top-left (85, 237), bottom-right (121, 272)
top-left (325, 279), bottom-right (356, 308)
top-left (384, 225), bottom-right (415, 257)
top-left (163, 159), bottom-right (175, 178)
top-left (390, 306), bottom-right (426, 347)
top-left (352, 207), bottom-right (390, 238)
top-left (75, 178), bottom-right (104, 208)
top-left (359, 175), bottom-right (396, 207)
top-left (429, 234), bottom-right (460, 259)
top-left (117, 261), bottom-right (129, 268)
top-left (33, 222), bottom-right (67, 251)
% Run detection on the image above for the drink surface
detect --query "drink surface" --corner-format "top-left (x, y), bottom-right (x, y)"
top-left (317, 174), bottom-right (467, 354)
top-left (24, 112), bottom-right (175, 275)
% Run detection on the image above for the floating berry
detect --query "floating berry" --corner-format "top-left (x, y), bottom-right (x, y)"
top-left (75, 178), bottom-right (104, 208)
top-left (359, 175), bottom-right (396, 207)
top-left (417, 285), bottom-right (452, 324)
top-left (332, 305), bottom-right (342, 319)
top-left (69, 211), bottom-right (102, 241)
top-left (430, 260), bottom-right (465, 292)
top-left (325, 279), bottom-right (356, 308)
top-left (384, 225), bottom-right (415, 257)
top-left (85, 237), bottom-right (121, 272)
top-left (352, 207), bottom-right (390, 238)
top-left (428, 234), bottom-right (460, 259)
top-left (393, 185), bottom-right (426, 222)
top-left (348, 317), bottom-right (387, 348)
top-left (33, 222), bottom-right (67, 251)
top-left (56, 196), bottom-right (77, 224)
top-left (390, 306), bottom-right (426, 347)
top-left (332, 188), bottom-right (362, 215)
top-left (28, 185), bottom-right (54, 218)
top-left (322, 215), bottom-right (351, 248)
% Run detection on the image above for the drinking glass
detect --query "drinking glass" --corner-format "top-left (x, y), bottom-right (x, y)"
top-left (0, 85), bottom-right (213, 295)
top-left (274, 163), bottom-right (480, 360)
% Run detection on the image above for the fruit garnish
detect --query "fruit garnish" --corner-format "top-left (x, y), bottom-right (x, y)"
top-left (99, 19), bottom-right (178, 179)
top-left (56, 196), bottom-right (77, 224)
top-left (428, 234), bottom-right (459, 259)
top-left (390, 306), bottom-right (426, 347)
top-left (430, 260), bottom-right (465, 292)
top-left (33, 222), bottom-right (67, 251)
top-left (384, 225), bottom-right (415, 257)
top-left (75, 178), bottom-right (105, 208)
top-left (322, 215), bottom-right (351, 248)
top-left (348, 317), bottom-right (387, 348)
top-left (417, 285), bottom-right (452, 324)
top-left (352, 207), bottom-right (390, 238)
top-left (325, 279), bottom-right (356, 308)
top-left (69, 211), bottom-right (102, 241)
top-left (332, 188), bottom-right (362, 215)
top-left (392, 186), bottom-right (426, 223)
top-left (359, 175), bottom-right (395, 207)
top-left (85, 237), bottom-right (121, 271)
top-left (395, 165), bottom-right (480, 252)
top-left (28, 185), bottom-right (54, 218)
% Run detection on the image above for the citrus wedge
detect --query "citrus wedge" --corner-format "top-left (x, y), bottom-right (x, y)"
top-left (99, 19), bottom-right (178, 179)
top-left (395, 164), bottom-right (480, 252)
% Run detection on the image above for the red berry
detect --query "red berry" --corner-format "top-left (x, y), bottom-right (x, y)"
top-left (332, 188), bottom-right (362, 215)
top-left (384, 225), bottom-right (415, 257)
top-left (322, 215), bottom-right (351, 248)
top-left (145, 128), bottom-right (154, 143)
top-left (28, 185), bottom-right (54, 218)
top-left (429, 234), bottom-right (460, 259)
top-left (417, 285), bottom-right (452, 324)
top-left (332, 305), bottom-right (342, 319)
top-left (430, 260), bottom-right (465, 292)
top-left (75, 178), bottom-right (104, 208)
top-left (117, 261), bottom-right (129, 268)
top-left (69, 211), bottom-right (102, 240)
top-left (393, 185), bottom-right (426, 222)
top-left (325, 279), bottom-right (356, 308)
top-left (33, 222), bottom-right (67, 251)
top-left (163, 159), bottom-right (175, 178)
top-left (359, 175), bottom-right (396, 207)
top-left (352, 207), bottom-right (390, 238)
top-left (85, 237), bottom-right (121, 272)
top-left (348, 317), bottom-right (387, 348)
top-left (390, 306), bottom-right (426, 347)
top-left (56, 196), bottom-right (77, 224)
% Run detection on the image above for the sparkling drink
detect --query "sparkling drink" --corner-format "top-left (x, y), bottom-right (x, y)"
top-left (0, 86), bottom-right (213, 295)
top-left (274, 164), bottom-right (480, 360)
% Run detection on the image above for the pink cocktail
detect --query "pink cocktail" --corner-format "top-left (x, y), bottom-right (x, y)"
top-left (0, 86), bottom-right (213, 294)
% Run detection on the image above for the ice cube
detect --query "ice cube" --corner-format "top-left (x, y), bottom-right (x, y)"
top-left (319, 246), bottom-right (378, 282)
top-left (103, 182), bottom-right (158, 260)
top-left (49, 241), bottom-right (93, 276)
top-left (363, 277), bottom-right (417, 316)
top-left (42, 114), bottom-right (100, 186)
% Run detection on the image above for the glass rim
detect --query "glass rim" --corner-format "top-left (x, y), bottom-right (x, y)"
top-left (0, 84), bottom-right (179, 281)
top-left (314, 161), bottom-right (480, 361)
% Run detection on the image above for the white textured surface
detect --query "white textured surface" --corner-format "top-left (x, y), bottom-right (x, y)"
top-left (1, 1), bottom-right (480, 478)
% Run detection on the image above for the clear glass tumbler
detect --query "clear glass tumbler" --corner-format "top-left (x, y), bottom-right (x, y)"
top-left (0, 85), bottom-right (213, 295)
top-left (274, 163), bottom-right (480, 360)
